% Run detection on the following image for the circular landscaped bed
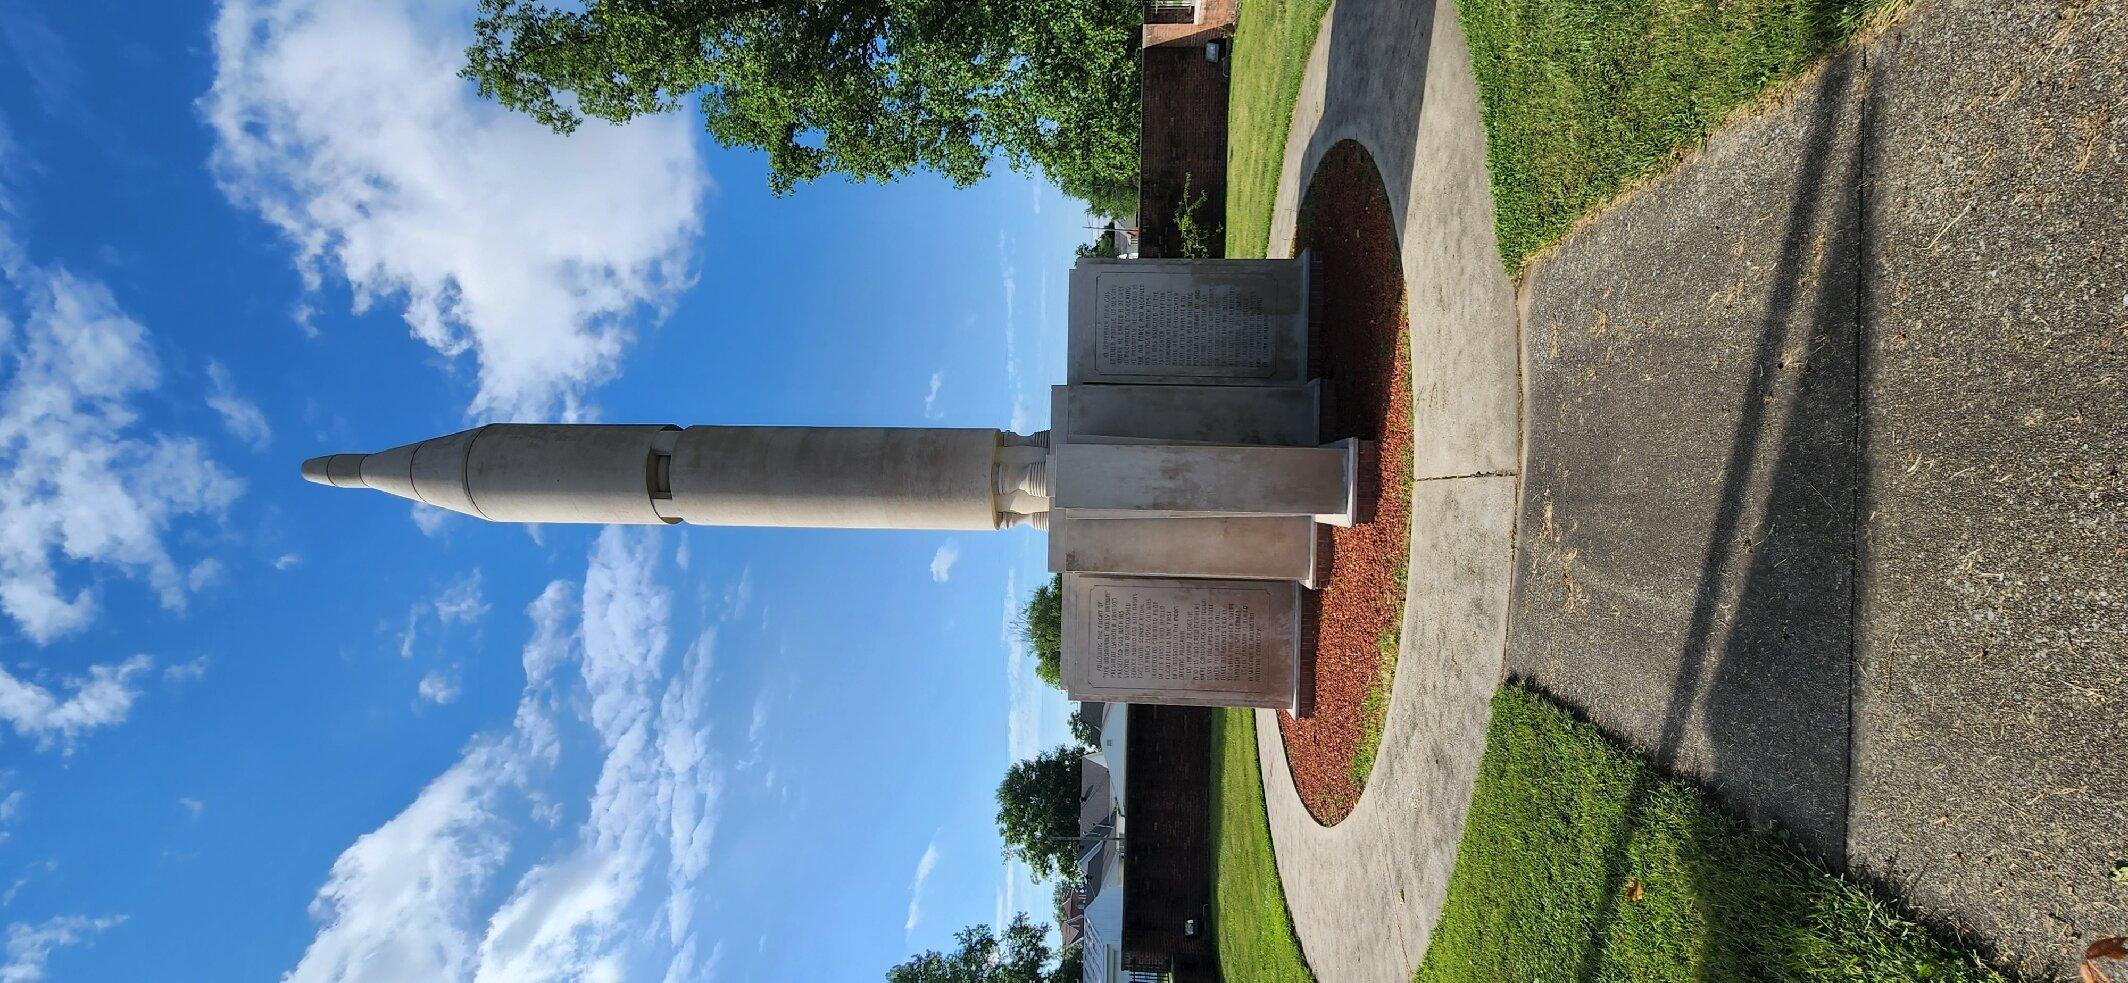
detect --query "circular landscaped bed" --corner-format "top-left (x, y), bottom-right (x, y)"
top-left (1279, 139), bottom-right (1414, 826)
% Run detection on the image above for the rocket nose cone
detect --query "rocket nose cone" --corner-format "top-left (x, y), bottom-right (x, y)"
top-left (302, 453), bottom-right (369, 488)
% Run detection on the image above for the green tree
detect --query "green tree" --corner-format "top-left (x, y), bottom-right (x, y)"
top-left (886, 913), bottom-right (1054, 982)
top-left (1051, 945), bottom-right (1083, 983)
top-left (1067, 176), bottom-right (1139, 221)
top-left (1067, 708), bottom-right (1100, 747)
top-left (995, 745), bottom-right (1083, 882)
top-left (463, 0), bottom-right (1141, 201)
top-left (1075, 225), bottom-right (1124, 260)
top-left (1045, 881), bottom-right (1088, 983)
top-left (1019, 574), bottom-right (1062, 688)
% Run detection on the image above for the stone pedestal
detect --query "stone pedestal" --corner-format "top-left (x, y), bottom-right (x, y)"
top-left (1062, 574), bottom-right (1301, 708)
top-left (1045, 253), bottom-right (1366, 711)
top-left (1053, 441), bottom-right (1362, 526)
top-left (1050, 515), bottom-right (1321, 586)
top-left (1060, 382), bottom-right (1320, 447)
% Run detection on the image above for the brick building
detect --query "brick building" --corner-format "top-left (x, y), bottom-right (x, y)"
top-left (1119, 705), bottom-right (1216, 981)
top-left (1068, 700), bottom-right (1216, 983)
top-left (1137, 1), bottom-right (1235, 259)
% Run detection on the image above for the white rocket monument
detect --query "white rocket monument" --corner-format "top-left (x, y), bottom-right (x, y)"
top-left (303, 424), bottom-right (1055, 530)
top-left (304, 257), bottom-right (1361, 710)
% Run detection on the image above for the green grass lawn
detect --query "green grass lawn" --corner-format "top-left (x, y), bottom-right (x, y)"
top-left (1208, 708), bottom-right (1315, 982)
top-left (1461, 0), bottom-right (1902, 268)
top-left (1223, 0), bottom-right (1334, 258)
top-left (1416, 686), bottom-right (2001, 982)
top-left (1206, 685), bottom-right (1997, 983)
top-left (1221, 0), bottom-right (1901, 266)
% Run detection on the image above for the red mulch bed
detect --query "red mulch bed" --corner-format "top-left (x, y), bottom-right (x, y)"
top-left (1278, 140), bottom-right (1414, 826)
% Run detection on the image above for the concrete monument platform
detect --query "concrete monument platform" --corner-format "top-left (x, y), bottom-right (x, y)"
top-left (1051, 252), bottom-right (1371, 710)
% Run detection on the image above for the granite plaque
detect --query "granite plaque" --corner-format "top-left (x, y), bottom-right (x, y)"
top-left (1067, 258), bottom-right (1310, 386)
top-left (1099, 276), bottom-right (1270, 375)
top-left (1062, 574), bottom-right (1300, 708)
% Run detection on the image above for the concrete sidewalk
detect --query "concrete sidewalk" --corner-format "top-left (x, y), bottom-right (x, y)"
top-left (1253, 0), bottom-right (1525, 980)
top-left (1510, 1), bottom-right (2128, 976)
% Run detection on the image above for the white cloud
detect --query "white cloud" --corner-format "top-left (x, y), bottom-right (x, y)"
top-left (1, 915), bottom-right (121, 983)
top-left (400, 571), bottom-right (488, 660)
top-left (417, 670), bottom-right (460, 706)
top-left (204, 360), bottom-right (270, 449)
top-left (0, 656), bottom-right (150, 749)
top-left (0, 252), bottom-right (243, 643)
top-left (290, 529), bottom-right (729, 983)
top-left (275, 553), bottom-right (301, 570)
top-left (162, 656), bottom-right (210, 685)
top-left (0, 119), bottom-right (19, 216)
top-left (290, 301), bottom-right (319, 340)
top-left (410, 505), bottom-right (451, 538)
top-left (718, 567), bottom-right (752, 624)
top-left (519, 581), bottom-right (577, 693)
top-left (0, 862), bottom-right (55, 908)
top-left (471, 528), bottom-right (716, 983)
top-left (741, 687), bottom-right (772, 771)
top-left (929, 542), bottom-right (960, 583)
top-left (204, 0), bottom-right (707, 421)
top-left (178, 797), bottom-right (204, 821)
top-left (186, 559), bottom-right (224, 593)
top-left (922, 371), bottom-right (945, 420)
top-left (1000, 571), bottom-right (1038, 761)
top-left (664, 938), bottom-right (721, 983)
top-left (288, 576), bottom-right (589, 982)
top-left (287, 741), bottom-right (524, 983)
top-left (904, 839), bottom-right (941, 936)
top-left (997, 231), bottom-right (1028, 434)
top-left (433, 572), bottom-right (488, 625)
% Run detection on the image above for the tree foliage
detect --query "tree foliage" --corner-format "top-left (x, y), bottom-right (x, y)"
top-left (1075, 228), bottom-right (1124, 260)
top-left (1052, 944), bottom-right (1083, 982)
top-left (1067, 709), bottom-right (1100, 747)
top-left (996, 744), bottom-right (1083, 882)
top-left (463, 0), bottom-right (1142, 203)
top-left (886, 913), bottom-right (1057, 982)
top-left (1020, 574), bottom-right (1062, 688)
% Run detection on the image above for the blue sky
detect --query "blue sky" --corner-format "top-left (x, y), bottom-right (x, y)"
top-left (0, 0), bottom-right (1086, 979)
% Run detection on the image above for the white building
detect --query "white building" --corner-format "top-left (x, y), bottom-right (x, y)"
top-left (1070, 702), bottom-right (1128, 983)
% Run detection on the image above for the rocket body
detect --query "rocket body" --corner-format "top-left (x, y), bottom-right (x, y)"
top-left (302, 424), bottom-right (1045, 532)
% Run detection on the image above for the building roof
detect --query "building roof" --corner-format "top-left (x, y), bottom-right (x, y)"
top-left (1076, 701), bottom-right (1106, 743)
top-left (1097, 703), bottom-right (1128, 814)
top-left (1079, 758), bottom-right (1113, 836)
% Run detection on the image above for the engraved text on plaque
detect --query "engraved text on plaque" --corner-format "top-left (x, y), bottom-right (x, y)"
top-left (1062, 574), bottom-right (1299, 708)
